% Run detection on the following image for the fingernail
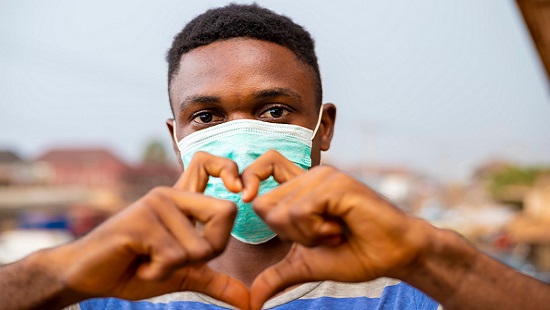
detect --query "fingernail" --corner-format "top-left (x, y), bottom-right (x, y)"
top-left (242, 188), bottom-right (249, 200)
top-left (235, 178), bottom-right (243, 191)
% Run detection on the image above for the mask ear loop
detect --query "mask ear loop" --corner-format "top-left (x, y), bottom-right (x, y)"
top-left (311, 106), bottom-right (324, 141)
top-left (311, 106), bottom-right (324, 165)
top-left (172, 121), bottom-right (182, 152)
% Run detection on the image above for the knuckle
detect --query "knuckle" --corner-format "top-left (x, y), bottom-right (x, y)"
top-left (261, 149), bottom-right (285, 164)
top-left (159, 247), bottom-right (188, 268)
top-left (252, 198), bottom-right (269, 215)
top-left (195, 150), bottom-right (209, 158)
top-left (191, 151), bottom-right (210, 163)
top-left (144, 187), bottom-right (172, 210)
top-left (265, 149), bottom-right (282, 158)
top-left (149, 185), bottom-right (171, 196)
top-left (217, 200), bottom-right (238, 219)
top-left (331, 172), bottom-right (352, 186)
top-left (288, 203), bottom-right (310, 221)
top-left (221, 158), bottom-right (239, 172)
top-left (187, 242), bottom-right (216, 261)
top-left (315, 164), bottom-right (337, 175)
top-left (136, 195), bottom-right (161, 213)
top-left (263, 210), bottom-right (285, 231)
top-left (112, 232), bottom-right (136, 249)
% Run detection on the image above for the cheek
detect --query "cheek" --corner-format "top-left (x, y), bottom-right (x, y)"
top-left (309, 138), bottom-right (322, 167)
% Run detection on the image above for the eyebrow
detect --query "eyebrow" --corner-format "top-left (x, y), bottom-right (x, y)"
top-left (253, 87), bottom-right (302, 102)
top-left (179, 95), bottom-right (221, 112)
top-left (178, 87), bottom-right (302, 112)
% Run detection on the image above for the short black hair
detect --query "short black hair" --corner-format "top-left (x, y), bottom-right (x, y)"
top-left (166, 3), bottom-right (322, 108)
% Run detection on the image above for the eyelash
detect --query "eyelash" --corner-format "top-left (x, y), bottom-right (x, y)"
top-left (188, 104), bottom-right (293, 125)
top-left (259, 104), bottom-right (292, 117)
top-left (190, 110), bottom-right (223, 124)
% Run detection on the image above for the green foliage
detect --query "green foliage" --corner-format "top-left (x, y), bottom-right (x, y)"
top-left (142, 139), bottom-right (167, 165)
top-left (488, 165), bottom-right (550, 203)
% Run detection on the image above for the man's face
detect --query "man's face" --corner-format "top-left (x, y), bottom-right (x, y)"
top-left (168, 38), bottom-right (333, 167)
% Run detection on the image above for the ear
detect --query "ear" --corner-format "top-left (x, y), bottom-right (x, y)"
top-left (166, 118), bottom-right (184, 170)
top-left (319, 103), bottom-right (336, 151)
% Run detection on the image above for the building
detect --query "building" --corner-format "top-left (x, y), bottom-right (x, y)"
top-left (340, 164), bottom-right (439, 213)
top-left (121, 163), bottom-right (180, 202)
top-left (507, 174), bottom-right (550, 274)
top-left (0, 150), bottom-right (39, 186)
top-left (37, 148), bottom-right (128, 189)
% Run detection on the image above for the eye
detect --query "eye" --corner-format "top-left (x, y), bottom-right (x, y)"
top-left (192, 112), bottom-right (222, 124)
top-left (259, 107), bottom-right (290, 119)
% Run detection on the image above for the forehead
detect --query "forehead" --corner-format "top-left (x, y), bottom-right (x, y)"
top-left (168, 38), bottom-right (317, 111)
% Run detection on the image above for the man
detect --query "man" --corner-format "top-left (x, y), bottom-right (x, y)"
top-left (1, 4), bottom-right (549, 310)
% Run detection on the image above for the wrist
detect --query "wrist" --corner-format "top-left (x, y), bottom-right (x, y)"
top-left (398, 222), bottom-right (481, 305)
top-left (23, 245), bottom-right (90, 308)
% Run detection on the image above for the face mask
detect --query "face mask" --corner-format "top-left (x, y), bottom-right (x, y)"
top-left (174, 110), bottom-right (322, 244)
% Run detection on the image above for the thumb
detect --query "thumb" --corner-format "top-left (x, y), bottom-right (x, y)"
top-left (249, 246), bottom-right (315, 310)
top-left (182, 265), bottom-right (251, 310)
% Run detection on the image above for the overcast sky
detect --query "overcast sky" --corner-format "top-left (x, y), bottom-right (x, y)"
top-left (1, 0), bottom-right (549, 182)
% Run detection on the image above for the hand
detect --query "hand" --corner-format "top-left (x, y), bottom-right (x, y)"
top-left (50, 151), bottom-right (250, 309)
top-left (241, 152), bottom-right (430, 310)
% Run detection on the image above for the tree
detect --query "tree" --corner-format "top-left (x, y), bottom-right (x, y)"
top-left (142, 139), bottom-right (167, 166)
top-left (488, 165), bottom-right (550, 207)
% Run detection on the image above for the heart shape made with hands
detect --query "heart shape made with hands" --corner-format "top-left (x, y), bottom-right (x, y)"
top-left (175, 150), bottom-right (356, 310)
top-left (174, 150), bottom-right (308, 309)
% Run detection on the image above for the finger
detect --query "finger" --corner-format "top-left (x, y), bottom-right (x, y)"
top-left (257, 187), bottom-right (344, 247)
top-left (135, 189), bottom-right (238, 280)
top-left (152, 193), bottom-right (219, 262)
top-left (159, 189), bottom-right (238, 252)
top-left (249, 245), bottom-right (319, 310)
top-left (241, 150), bottom-right (305, 202)
top-left (135, 225), bottom-right (188, 281)
top-left (285, 184), bottom-right (345, 246)
top-left (250, 166), bottom-right (343, 245)
top-left (174, 151), bottom-right (242, 193)
top-left (181, 264), bottom-right (251, 310)
top-left (250, 241), bottom-right (371, 310)
top-left (251, 164), bottom-right (329, 217)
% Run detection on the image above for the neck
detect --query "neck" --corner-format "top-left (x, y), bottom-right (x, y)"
top-left (208, 236), bottom-right (292, 287)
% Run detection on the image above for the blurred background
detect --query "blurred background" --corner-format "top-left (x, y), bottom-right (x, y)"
top-left (1, 0), bottom-right (549, 281)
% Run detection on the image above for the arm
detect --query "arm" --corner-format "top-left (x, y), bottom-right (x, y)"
top-left (0, 248), bottom-right (87, 309)
top-left (403, 224), bottom-right (550, 310)
top-left (0, 152), bottom-right (250, 310)
top-left (241, 151), bottom-right (550, 310)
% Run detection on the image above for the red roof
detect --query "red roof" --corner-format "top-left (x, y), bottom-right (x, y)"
top-left (37, 148), bottom-right (127, 168)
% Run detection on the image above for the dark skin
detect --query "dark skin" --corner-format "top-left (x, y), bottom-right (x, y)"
top-left (0, 37), bottom-right (549, 310)
top-left (243, 157), bottom-right (550, 310)
top-left (168, 38), bottom-right (550, 310)
top-left (0, 153), bottom-right (252, 309)
top-left (167, 38), bottom-right (336, 288)
top-left (0, 38), bottom-right (336, 310)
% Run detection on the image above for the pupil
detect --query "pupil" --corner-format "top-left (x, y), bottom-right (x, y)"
top-left (199, 113), bottom-right (213, 123)
top-left (269, 108), bottom-right (283, 118)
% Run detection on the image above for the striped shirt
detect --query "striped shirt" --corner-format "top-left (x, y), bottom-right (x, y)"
top-left (68, 278), bottom-right (440, 309)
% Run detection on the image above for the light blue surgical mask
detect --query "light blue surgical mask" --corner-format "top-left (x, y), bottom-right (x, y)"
top-left (174, 112), bottom-right (322, 244)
